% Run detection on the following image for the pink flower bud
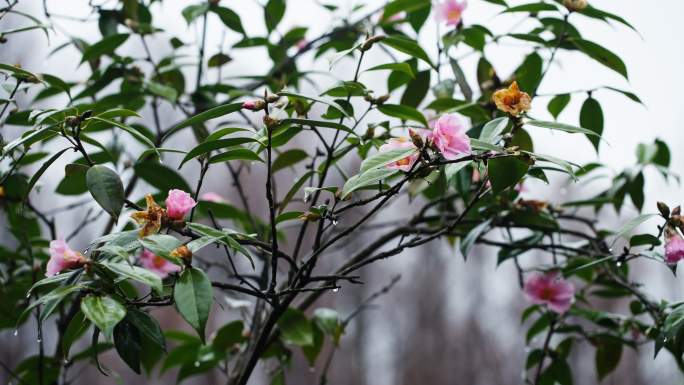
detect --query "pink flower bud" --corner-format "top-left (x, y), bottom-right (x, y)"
top-left (378, 137), bottom-right (419, 172)
top-left (431, 113), bottom-right (471, 160)
top-left (139, 249), bottom-right (181, 278)
top-left (523, 272), bottom-right (574, 314)
top-left (665, 235), bottom-right (684, 265)
top-left (165, 189), bottom-right (197, 220)
top-left (46, 239), bottom-right (86, 277)
top-left (242, 100), bottom-right (256, 110)
top-left (436, 0), bottom-right (467, 26)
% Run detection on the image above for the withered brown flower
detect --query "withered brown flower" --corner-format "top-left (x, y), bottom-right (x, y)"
top-left (492, 81), bottom-right (532, 117)
top-left (131, 194), bottom-right (165, 237)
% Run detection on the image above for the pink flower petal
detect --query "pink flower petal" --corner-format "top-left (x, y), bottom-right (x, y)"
top-left (166, 189), bottom-right (197, 220)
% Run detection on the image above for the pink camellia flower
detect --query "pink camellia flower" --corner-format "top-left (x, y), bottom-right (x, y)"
top-left (436, 0), bottom-right (467, 26)
top-left (165, 189), bottom-right (197, 220)
top-left (524, 272), bottom-right (575, 314)
top-left (379, 137), bottom-right (419, 172)
top-left (665, 235), bottom-right (684, 264)
top-left (46, 239), bottom-right (86, 277)
top-left (139, 249), bottom-right (181, 278)
top-left (200, 192), bottom-right (227, 203)
top-left (432, 113), bottom-right (471, 160)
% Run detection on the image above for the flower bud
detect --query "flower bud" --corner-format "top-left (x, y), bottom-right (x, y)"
top-left (361, 35), bottom-right (386, 51)
top-left (563, 0), bottom-right (588, 12)
top-left (125, 18), bottom-right (140, 32)
top-left (409, 129), bottom-right (424, 149)
top-left (209, 0), bottom-right (221, 5)
top-left (363, 125), bottom-right (376, 140)
top-left (65, 116), bottom-right (80, 128)
top-left (375, 94), bottom-right (390, 105)
top-left (170, 245), bottom-right (193, 261)
top-left (658, 201), bottom-right (671, 218)
top-left (266, 94), bottom-right (280, 103)
top-left (0, 36), bottom-right (7, 44)
top-left (242, 99), bottom-right (266, 111)
top-left (299, 211), bottom-right (321, 222)
top-left (263, 115), bottom-right (280, 129)
top-left (673, 206), bottom-right (681, 217)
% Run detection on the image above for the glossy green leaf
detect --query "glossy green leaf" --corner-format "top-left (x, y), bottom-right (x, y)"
top-left (579, 97), bottom-right (603, 152)
top-left (488, 157), bottom-right (528, 193)
top-left (80, 295), bottom-right (127, 339)
top-left (174, 267), bottom-right (213, 342)
top-left (81, 33), bottom-right (129, 64)
top-left (86, 165), bottom-right (124, 221)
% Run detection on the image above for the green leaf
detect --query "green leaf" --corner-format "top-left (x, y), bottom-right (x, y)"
top-left (579, 97), bottom-right (603, 152)
top-left (26, 148), bottom-right (70, 198)
top-left (126, 308), bottom-right (166, 351)
top-left (460, 219), bottom-right (492, 260)
top-left (208, 148), bottom-right (263, 163)
top-left (365, 62), bottom-right (415, 78)
top-left (89, 116), bottom-right (157, 150)
top-left (445, 161), bottom-right (472, 183)
top-left (377, 104), bottom-right (428, 126)
top-left (360, 147), bottom-right (417, 173)
top-left (595, 335), bottom-right (623, 381)
top-left (81, 33), bottom-right (130, 64)
top-left (139, 234), bottom-right (183, 260)
top-left (526, 120), bottom-right (601, 138)
top-left (278, 308), bottom-right (313, 346)
top-left (272, 149), bottom-right (308, 173)
top-left (164, 103), bottom-right (243, 139)
top-left (547, 94), bottom-right (571, 120)
top-left (210, 6), bottom-right (245, 34)
top-left (381, 36), bottom-right (433, 68)
top-left (179, 137), bottom-right (257, 168)
top-left (341, 168), bottom-right (397, 199)
top-left (86, 165), bottom-right (124, 221)
top-left (174, 267), bottom-right (213, 342)
top-left (611, 214), bottom-right (658, 246)
top-left (516, 51), bottom-right (543, 94)
top-left (182, 3), bottom-right (209, 24)
top-left (278, 91), bottom-right (350, 117)
top-left (212, 320), bottom-right (245, 351)
top-left (571, 38), bottom-right (628, 79)
top-left (488, 157), bottom-right (529, 193)
top-left (114, 318), bottom-right (142, 374)
top-left (264, 0), bottom-right (286, 32)
top-left (80, 295), bottom-right (127, 339)
top-left (629, 233), bottom-right (661, 248)
top-left (100, 262), bottom-right (163, 295)
top-left (401, 70), bottom-right (431, 108)
top-left (134, 161), bottom-right (192, 192)
top-left (313, 308), bottom-right (341, 339)
top-left (504, 2), bottom-right (558, 13)
top-left (479, 117), bottom-right (509, 144)
top-left (62, 312), bottom-right (90, 359)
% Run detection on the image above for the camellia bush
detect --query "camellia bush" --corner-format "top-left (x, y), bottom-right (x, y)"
top-left (1, 0), bottom-right (683, 384)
